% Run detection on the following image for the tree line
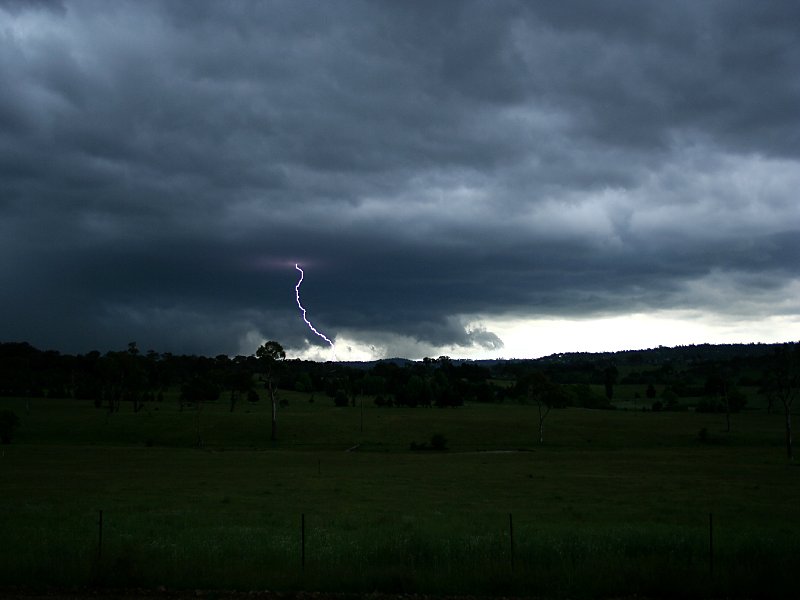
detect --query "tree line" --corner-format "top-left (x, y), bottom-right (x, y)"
top-left (0, 340), bottom-right (797, 458)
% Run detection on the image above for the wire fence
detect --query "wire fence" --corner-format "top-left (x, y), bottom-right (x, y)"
top-left (5, 507), bottom-right (793, 597)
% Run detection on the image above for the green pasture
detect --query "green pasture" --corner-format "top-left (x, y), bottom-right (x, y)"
top-left (1, 393), bottom-right (798, 597)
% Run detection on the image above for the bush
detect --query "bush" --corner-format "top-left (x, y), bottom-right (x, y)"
top-left (410, 433), bottom-right (448, 452)
top-left (0, 409), bottom-right (20, 444)
top-left (430, 433), bottom-right (448, 451)
top-left (658, 388), bottom-right (687, 411)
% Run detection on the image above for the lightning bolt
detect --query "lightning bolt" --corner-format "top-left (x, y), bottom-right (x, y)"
top-left (294, 264), bottom-right (337, 360)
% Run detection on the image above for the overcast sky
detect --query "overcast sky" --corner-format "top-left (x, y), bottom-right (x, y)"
top-left (2, 0), bottom-right (799, 360)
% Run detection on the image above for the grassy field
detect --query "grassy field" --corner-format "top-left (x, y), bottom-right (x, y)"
top-left (1, 391), bottom-right (799, 597)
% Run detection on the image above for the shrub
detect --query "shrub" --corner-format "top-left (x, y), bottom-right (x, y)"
top-left (658, 388), bottom-right (687, 411)
top-left (430, 433), bottom-right (448, 451)
top-left (410, 433), bottom-right (448, 452)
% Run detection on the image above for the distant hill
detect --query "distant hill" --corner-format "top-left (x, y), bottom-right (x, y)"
top-left (338, 357), bottom-right (413, 370)
top-left (341, 342), bottom-right (794, 370)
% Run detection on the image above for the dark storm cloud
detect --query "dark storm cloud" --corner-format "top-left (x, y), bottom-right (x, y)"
top-left (1, 0), bottom-right (798, 357)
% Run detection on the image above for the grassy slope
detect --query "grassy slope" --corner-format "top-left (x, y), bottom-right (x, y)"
top-left (1, 391), bottom-right (798, 597)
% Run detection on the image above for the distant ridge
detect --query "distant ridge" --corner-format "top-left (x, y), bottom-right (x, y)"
top-left (335, 342), bottom-right (796, 369)
top-left (1, 340), bottom-right (795, 366)
top-left (338, 357), bottom-right (413, 370)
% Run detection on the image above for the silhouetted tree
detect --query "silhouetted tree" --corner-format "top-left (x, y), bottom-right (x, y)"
top-left (519, 372), bottom-right (568, 444)
top-left (762, 345), bottom-right (799, 460)
top-left (256, 341), bottom-right (286, 441)
top-left (604, 365), bottom-right (618, 400)
top-left (404, 375), bottom-right (430, 408)
top-left (362, 374), bottom-right (385, 396)
top-left (225, 366), bottom-right (253, 413)
top-left (704, 369), bottom-right (746, 431)
top-left (96, 344), bottom-right (149, 413)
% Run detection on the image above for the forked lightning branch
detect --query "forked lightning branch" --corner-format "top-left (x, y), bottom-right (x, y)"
top-left (294, 264), bottom-right (337, 360)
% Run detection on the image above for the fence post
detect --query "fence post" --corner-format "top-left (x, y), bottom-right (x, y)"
top-left (509, 513), bottom-right (514, 573)
top-left (301, 513), bottom-right (306, 572)
top-left (708, 512), bottom-right (713, 576)
top-left (97, 509), bottom-right (103, 559)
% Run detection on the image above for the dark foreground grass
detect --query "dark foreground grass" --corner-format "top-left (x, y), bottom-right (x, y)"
top-left (1, 396), bottom-right (799, 597)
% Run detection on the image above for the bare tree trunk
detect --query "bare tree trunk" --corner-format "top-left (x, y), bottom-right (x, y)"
top-left (271, 399), bottom-right (277, 441)
top-left (256, 343), bottom-right (286, 443)
top-left (538, 403), bottom-right (549, 445)
top-left (270, 383), bottom-right (277, 441)
top-left (768, 344), bottom-right (799, 461)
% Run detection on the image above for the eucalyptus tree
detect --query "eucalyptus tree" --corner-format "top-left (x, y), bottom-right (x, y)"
top-left (763, 344), bottom-right (800, 461)
top-left (256, 341), bottom-right (286, 441)
top-left (518, 371), bottom-right (567, 445)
